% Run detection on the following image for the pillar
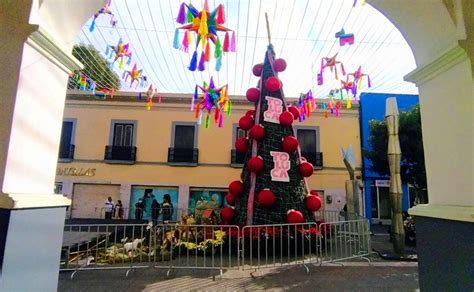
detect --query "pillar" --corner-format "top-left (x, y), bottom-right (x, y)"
top-left (0, 1), bottom-right (102, 290)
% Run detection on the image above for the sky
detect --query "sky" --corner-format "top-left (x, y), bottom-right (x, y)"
top-left (75, 0), bottom-right (419, 98)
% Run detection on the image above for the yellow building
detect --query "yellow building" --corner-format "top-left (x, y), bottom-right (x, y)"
top-left (56, 91), bottom-right (362, 220)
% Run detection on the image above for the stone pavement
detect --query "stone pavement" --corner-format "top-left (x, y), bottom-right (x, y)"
top-left (58, 262), bottom-right (418, 291)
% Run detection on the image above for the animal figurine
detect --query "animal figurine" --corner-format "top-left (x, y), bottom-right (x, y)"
top-left (335, 29), bottom-right (355, 46)
top-left (124, 237), bottom-right (145, 253)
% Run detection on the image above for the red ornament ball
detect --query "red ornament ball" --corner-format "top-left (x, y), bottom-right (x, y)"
top-left (239, 115), bottom-right (254, 131)
top-left (305, 194), bottom-right (322, 212)
top-left (282, 136), bottom-right (299, 153)
top-left (265, 77), bottom-right (282, 92)
top-left (245, 110), bottom-right (255, 118)
top-left (257, 189), bottom-right (275, 207)
top-left (249, 124), bottom-right (265, 141)
top-left (235, 137), bottom-right (249, 153)
top-left (279, 111), bottom-right (294, 126)
top-left (226, 192), bottom-right (236, 206)
top-left (220, 207), bottom-right (235, 222)
top-left (299, 161), bottom-right (314, 177)
top-left (228, 180), bottom-right (244, 196)
top-left (288, 106), bottom-right (300, 120)
top-left (287, 209), bottom-right (305, 224)
top-left (252, 63), bottom-right (263, 76)
top-left (246, 88), bottom-right (260, 103)
top-left (273, 58), bottom-right (287, 72)
top-left (247, 156), bottom-right (264, 173)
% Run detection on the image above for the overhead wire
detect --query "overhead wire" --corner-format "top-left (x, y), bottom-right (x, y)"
top-left (236, 0), bottom-right (252, 94)
top-left (81, 28), bottom-right (126, 88)
top-left (121, 0), bottom-right (166, 91)
top-left (75, 31), bottom-right (122, 88)
top-left (72, 0), bottom-right (416, 97)
top-left (231, 0), bottom-right (242, 95)
top-left (292, 0), bottom-right (343, 92)
top-left (246, 0), bottom-right (263, 92)
top-left (278, 0), bottom-right (297, 57)
top-left (168, 0), bottom-right (199, 91)
top-left (156, 0), bottom-right (196, 92)
top-left (132, 0), bottom-right (171, 91)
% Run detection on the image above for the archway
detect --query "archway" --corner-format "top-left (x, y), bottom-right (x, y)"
top-left (0, 0), bottom-right (472, 291)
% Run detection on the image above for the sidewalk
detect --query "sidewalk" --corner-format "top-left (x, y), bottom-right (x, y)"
top-left (58, 262), bottom-right (418, 291)
top-left (370, 224), bottom-right (418, 261)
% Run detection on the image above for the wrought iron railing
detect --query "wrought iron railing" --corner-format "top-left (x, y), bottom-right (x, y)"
top-left (168, 147), bottom-right (198, 164)
top-left (59, 144), bottom-right (75, 160)
top-left (301, 151), bottom-right (323, 168)
top-left (104, 145), bottom-right (137, 162)
top-left (230, 149), bottom-right (246, 165)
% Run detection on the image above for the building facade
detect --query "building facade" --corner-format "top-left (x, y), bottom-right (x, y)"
top-left (56, 91), bottom-right (363, 221)
top-left (359, 92), bottom-right (420, 224)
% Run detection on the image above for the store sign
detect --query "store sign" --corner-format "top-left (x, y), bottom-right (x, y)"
top-left (263, 96), bottom-right (283, 123)
top-left (56, 167), bottom-right (96, 177)
top-left (270, 151), bottom-right (290, 182)
top-left (375, 180), bottom-right (390, 187)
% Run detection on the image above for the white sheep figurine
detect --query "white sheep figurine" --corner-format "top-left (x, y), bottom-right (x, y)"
top-left (123, 237), bottom-right (145, 253)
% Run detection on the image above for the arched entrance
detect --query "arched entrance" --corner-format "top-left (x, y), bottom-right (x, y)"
top-left (0, 0), bottom-right (472, 290)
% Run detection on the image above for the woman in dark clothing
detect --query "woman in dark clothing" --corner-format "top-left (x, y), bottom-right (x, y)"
top-left (151, 199), bottom-right (160, 224)
top-left (161, 194), bottom-right (174, 223)
top-left (135, 199), bottom-right (144, 220)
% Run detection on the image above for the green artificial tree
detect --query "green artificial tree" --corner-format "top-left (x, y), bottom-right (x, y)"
top-left (222, 23), bottom-right (321, 226)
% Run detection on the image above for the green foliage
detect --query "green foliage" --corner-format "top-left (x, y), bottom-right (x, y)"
top-left (365, 105), bottom-right (427, 199)
top-left (69, 44), bottom-right (120, 90)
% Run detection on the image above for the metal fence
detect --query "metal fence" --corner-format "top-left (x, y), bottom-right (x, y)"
top-left (318, 219), bottom-right (371, 263)
top-left (61, 213), bottom-right (370, 277)
top-left (241, 223), bottom-right (320, 271)
top-left (61, 223), bottom-right (240, 278)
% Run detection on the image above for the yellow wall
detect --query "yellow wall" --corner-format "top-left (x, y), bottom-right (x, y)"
top-left (57, 92), bottom-right (362, 216)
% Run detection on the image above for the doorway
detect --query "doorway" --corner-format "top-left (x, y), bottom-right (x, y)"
top-left (370, 182), bottom-right (391, 224)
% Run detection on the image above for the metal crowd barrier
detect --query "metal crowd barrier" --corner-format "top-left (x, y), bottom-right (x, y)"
top-left (241, 223), bottom-right (320, 272)
top-left (152, 224), bottom-right (240, 277)
top-left (61, 223), bottom-right (239, 278)
top-left (319, 218), bottom-right (371, 263)
top-left (60, 213), bottom-right (371, 277)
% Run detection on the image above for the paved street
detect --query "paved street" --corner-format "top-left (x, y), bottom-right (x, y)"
top-left (58, 262), bottom-right (418, 291)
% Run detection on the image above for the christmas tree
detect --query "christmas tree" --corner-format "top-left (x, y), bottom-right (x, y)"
top-left (221, 16), bottom-right (322, 226)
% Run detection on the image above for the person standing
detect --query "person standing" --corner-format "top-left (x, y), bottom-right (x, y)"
top-left (151, 199), bottom-right (160, 224)
top-left (115, 200), bottom-right (124, 219)
top-left (104, 196), bottom-right (114, 219)
top-left (142, 188), bottom-right (154, 217)
top-left (161, 194), bottom-right (174, 223)
top-left (135, 199), bottom-right (144, 220)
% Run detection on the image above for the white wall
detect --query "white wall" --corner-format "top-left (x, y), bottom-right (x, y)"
top-left (418, 58), bottom-right (473, 206)
top-left (3, 43), bottom-right (68, 194)
top-left (0, 208), bottom-right (67, 292)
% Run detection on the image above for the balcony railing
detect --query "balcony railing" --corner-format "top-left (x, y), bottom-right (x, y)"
top-left (301, 151), bottom-right (323, 168)
top-left (168, 147), bottom-right (198, 164)
top-left (231, 149), bottom-right (246, 165)
top-left (104, 145), bottom-right (137, 162)
top-left (59, 144), bottom-right (75, 160)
